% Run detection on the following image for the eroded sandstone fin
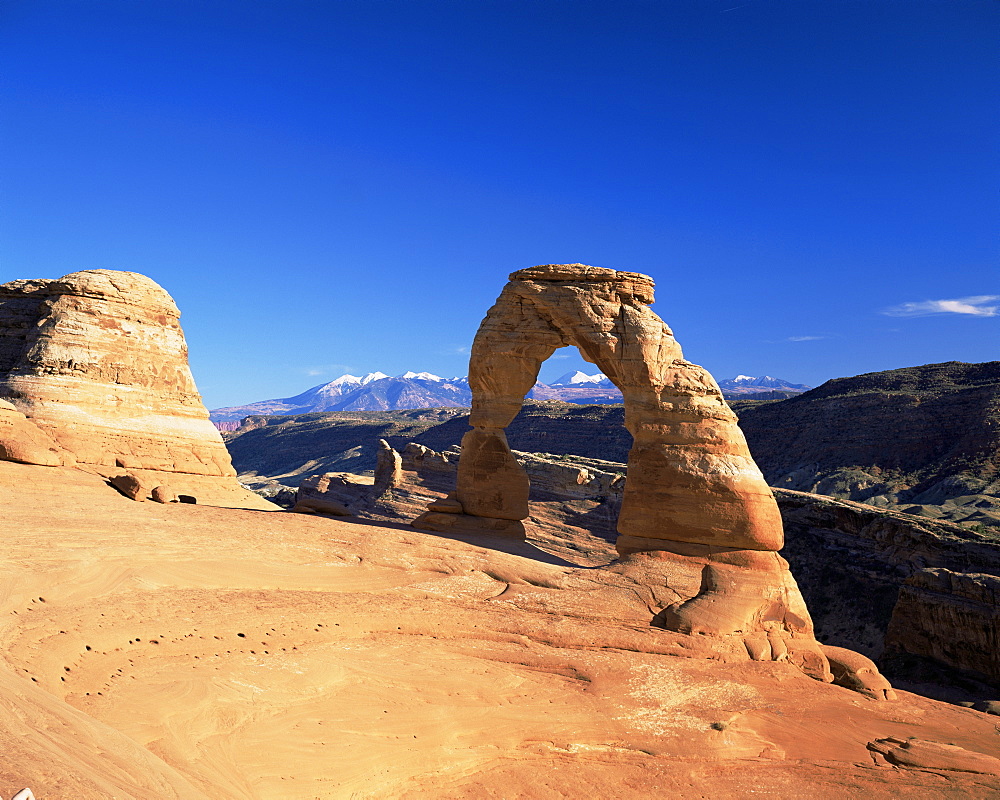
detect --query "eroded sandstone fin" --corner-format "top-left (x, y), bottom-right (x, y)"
top-left (373, 438), bottom-right (403, 496)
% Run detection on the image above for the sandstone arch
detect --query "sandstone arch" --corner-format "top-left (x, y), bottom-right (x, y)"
top-left (413, 265), bottom-right (867, 686)
top-left (417, 263), bottom-right (783, 554)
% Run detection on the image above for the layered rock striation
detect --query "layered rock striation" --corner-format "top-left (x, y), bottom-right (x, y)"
top-left (885, 568), bottom-right (1000, 689)
top-left (0, 269), bottom-right (272, 509)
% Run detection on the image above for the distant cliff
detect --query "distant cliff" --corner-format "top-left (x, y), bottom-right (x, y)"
top-left (737, 361), bottom-right (1000, 529)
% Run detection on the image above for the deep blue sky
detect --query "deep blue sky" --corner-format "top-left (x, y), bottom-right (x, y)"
top-left (2, 0), bottom-right (997, 408)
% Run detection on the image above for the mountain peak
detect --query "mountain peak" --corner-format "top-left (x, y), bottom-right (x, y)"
top-left (210, 369), bottom-right (810, 424)
top-left (551, 370), bottom-right (609, 386)
top-left (400, 371), bottom-right (443, 381)
top-left (328, 374), bottom-right (362, 386)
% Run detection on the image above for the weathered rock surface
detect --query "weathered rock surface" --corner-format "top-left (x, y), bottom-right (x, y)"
top-left (0, 270), bottom-right (273, 509)
top-left (150, 484), bottom-right (178, 504)
top-left (373, 437), bottom-right (403, 495)
top-left (307, 441), bottom-right (998, 705)
top-left (822, 645), bottom-right (897, 701)
top-left (3, 457), bottom-right (999, 797)
top-left (0, 399), bottom-right (66, 467)
top-left (110, 472), bottom-right (150, 502)
top-left (296, 470), bottom-right (374, 511)
top-left (867, 737), bottom-right (1000, 775)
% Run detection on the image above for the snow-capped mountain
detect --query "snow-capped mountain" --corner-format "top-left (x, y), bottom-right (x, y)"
top-left (289, 372), bottom-right (391, 403)
top-left (326, 371), bottom-right (390, 387)
top-left (210, 371), bottom-right (472, 423)
top-left (539, 371), bottom-right (809, 400)
top-left (399, 371), bottom-right (442, 381)
top-left (717, 375), bottom-right (811, 394)
top-left (549, 371), bottom-right (614, 387)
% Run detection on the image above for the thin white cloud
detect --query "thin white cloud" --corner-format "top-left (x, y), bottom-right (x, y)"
top-left (762, 334), bottom-right (834, 344)
top-left (882, 295), bottom-right (999, 318)
top-left (303, 363), bottom-right (355, 377)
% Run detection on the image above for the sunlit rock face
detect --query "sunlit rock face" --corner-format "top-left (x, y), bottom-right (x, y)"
top-left (0, 269), bottom-right (272, 509)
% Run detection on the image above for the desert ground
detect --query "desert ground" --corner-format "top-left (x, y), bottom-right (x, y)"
top-left (2, 460), bottom-right (999, 799)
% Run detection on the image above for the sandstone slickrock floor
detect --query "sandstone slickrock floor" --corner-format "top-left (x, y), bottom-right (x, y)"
top-left (2, 461), bottom-right (999, 799)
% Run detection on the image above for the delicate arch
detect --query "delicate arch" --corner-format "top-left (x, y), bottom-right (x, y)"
top-left (418, 264), bottom-right (783, 555)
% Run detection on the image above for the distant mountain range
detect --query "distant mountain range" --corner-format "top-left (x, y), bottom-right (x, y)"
top-left (210, 372), bottom-right (471, 425)
top-left (717, 374), bottom-right (811, 394)
top-left (210, 370), bottom-right (810, 425)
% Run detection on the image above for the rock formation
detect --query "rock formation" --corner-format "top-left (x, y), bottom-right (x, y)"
top-left (372, 437), bottom-right (403, 495)
top-left (412, 264), bottom-right (858, 684)
top-left (821, 645), bottom-right (897, 700)
top-left (867, 738), bottom-right (1000, 776)
top-left (415, 265), bottom-right (781, 551)
top-left (291, 439), bottom-right (405, 517)
top-left (0, 269), bottom-right (273, 509)
top-left (0, 399), bottom-right (64, 466)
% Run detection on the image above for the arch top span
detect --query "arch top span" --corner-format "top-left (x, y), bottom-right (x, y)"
top-left (508, 263), bottom-right (655, 302)
top-left (418, 263), bottom-right (784, 554)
